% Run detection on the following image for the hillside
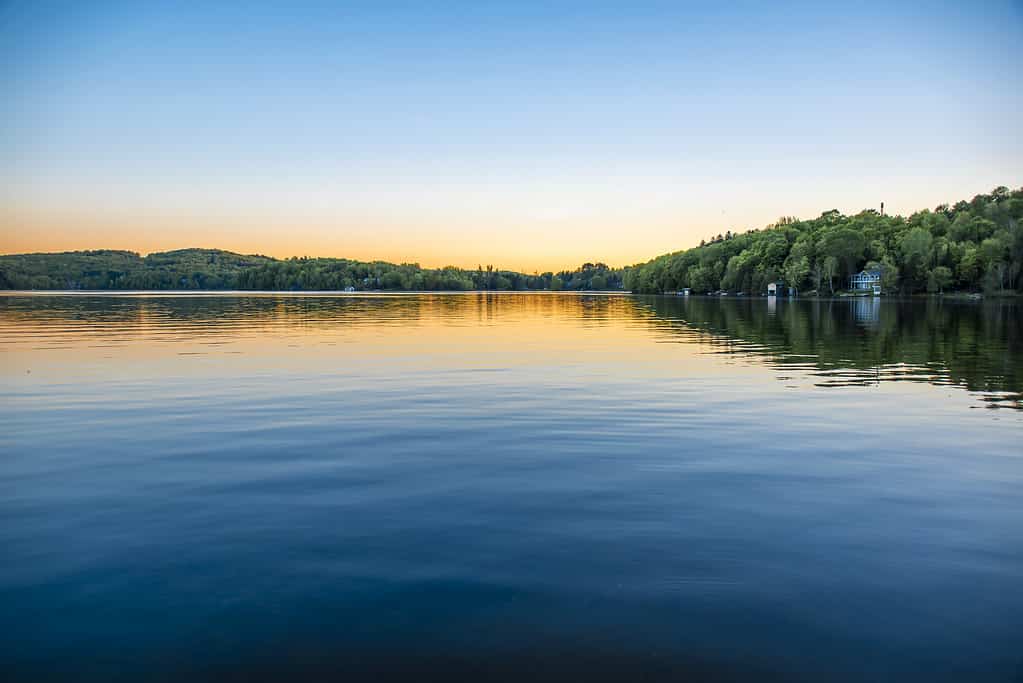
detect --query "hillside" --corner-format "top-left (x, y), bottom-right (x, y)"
top-left (3, 187), bottom-right (1020, 294)
top-left (0, 248), bottom-right (623, 292)
top-left (624, 187), bottom-right (1023, 295)
top-left (0, 249), bottom-right (272, 290)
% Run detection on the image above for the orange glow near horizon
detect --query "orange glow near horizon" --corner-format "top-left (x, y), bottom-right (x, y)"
top-left (3, 173), bottom-right (1019, 272)
top-left (0, 203), bottom-right (678, 272)
top-left (3, 1), bottom-right (1021, 274)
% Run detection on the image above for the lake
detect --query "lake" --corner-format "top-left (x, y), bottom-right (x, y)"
top-left (1, 292), bottom-right (1021, 681)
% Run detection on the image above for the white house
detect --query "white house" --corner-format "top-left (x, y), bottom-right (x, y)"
top-left (849, 269), bottom-right (882, 292)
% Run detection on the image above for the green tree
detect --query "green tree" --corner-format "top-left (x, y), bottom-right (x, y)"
top-left (899, 227), bottom-right (934, 291)
top-left (819, 228), bottom-right (865, 281)
top-left (823, 256), bottom-right (839, 294)
top-left (929, 266), bottom-right (953, 293)
top-left (783, 255), bottom-right (810, 293)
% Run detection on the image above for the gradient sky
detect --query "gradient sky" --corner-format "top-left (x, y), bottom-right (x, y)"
top-left (2, 1), bottom-right (1021, 271)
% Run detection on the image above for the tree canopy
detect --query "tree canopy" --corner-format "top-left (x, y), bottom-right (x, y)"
top-left (625, 187), bottom-right (1023, 295)
top-left (3, 188), bottom-right (1020, 295)
top-left (0, 248), bottom-right (625, 292)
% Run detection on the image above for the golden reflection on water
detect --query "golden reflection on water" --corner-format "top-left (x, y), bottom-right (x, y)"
top-left (1, 292), bottom-right (1020, 410)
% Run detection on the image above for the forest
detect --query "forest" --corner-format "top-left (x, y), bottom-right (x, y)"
top-left (2, 187), bottom-right (1020, 294)
top-left (0, 248), bottom-right (623, 292)
top-left (625, 187), bottom-right (1023, 295)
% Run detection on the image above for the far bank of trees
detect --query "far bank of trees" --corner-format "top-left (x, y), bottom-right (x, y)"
top-left (625, 187), bottom-right (1023, 295)
top-left (236, 259), bottom-right (623, 291)
top-left (0, 249), bottom-right (625, 292)
top-left (3, 187), bottom-right (1020, 295)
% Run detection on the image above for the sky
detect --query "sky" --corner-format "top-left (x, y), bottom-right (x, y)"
top-left (2, 1), bottom-right (1021, 272)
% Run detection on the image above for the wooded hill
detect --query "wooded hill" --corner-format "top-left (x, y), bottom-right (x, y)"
top-left (624, 187), bottom-right (1023, 295)
top-left (2, 187), bottom-right (1020, 294)
top-left (0, 248), bottom-right (623, 292)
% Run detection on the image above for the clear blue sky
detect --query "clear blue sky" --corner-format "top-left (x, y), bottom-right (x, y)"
top-left (2, 0), bottom-right (1021, 270)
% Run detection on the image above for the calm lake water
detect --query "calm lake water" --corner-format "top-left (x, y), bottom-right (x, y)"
top-left (2, 293), bottom-right (1021, 681)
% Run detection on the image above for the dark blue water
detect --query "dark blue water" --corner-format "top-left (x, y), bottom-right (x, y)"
top-left (2, 293), bottom-right (1021, 681)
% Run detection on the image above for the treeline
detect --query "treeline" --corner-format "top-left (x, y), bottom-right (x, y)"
top-left (0, 248), bottom-right (624, 292)
top-left (4, 187), bottom-right (1020, 294)
top-left (236, 259), bottom-right (622, 291)
top-left (625, 187), bottom-right (1023, 295)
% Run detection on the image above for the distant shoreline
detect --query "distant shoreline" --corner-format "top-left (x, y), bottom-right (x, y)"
top-left (3, 185), bottom-right (1021, 297)
top-left (0, 249), bottom-right (623, 293)
top-left (2, 290), bottom-right (1015, 301)
top-left (0, 289), bottom-right (631, 296)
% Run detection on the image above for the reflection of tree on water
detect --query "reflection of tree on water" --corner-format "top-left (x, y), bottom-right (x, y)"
top-left (4, 292), bottom-right (1020, 409)
top-left (633, 296), bottom-right (1023, 408)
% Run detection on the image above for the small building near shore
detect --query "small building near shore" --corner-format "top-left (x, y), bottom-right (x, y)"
top-left (768, 281), bottom-right (797, 297)
top-left (850, 269), bottom-right (882, 292)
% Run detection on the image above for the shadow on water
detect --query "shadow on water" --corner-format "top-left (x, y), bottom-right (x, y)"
top-left (632, 295), bottom-right (1023, 409)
